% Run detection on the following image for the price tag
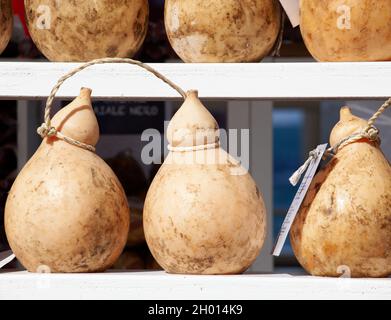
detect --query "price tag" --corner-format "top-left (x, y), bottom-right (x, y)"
top-left (279, 0), bottom-right (300, 27)
top-left (273, 144), bottom-right (328, 256)
top-left (0, 251), bottom-right (15, 269)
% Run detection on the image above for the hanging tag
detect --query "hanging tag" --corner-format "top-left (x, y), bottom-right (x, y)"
top-left (0, 251), bottom-right (15, 269)
top-left (273, 144), bottom-right (328, 256)
top-left (279, 0), bottom-right (300, 27)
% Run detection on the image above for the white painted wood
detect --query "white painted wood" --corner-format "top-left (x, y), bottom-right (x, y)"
top-left (1, 62), bottom-right (391, 101)
top-left (0, 271), bottom-right (389, 300)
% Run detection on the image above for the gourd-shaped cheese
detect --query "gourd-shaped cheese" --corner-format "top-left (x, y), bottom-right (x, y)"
top-left (0, 0), bottom-right (12, 54)
top-left (25, 0), bottom-right (149, 62)
top-left (144, 91), bottom-right (267, 274)
top-left (300, 0), bottom-right (391, 61)
top-left (5, 88), bottom-right (130, 273)
top-left (291, 107), bottom-right (391, 277)
top-left (165, 0), bottom-right (281, 62)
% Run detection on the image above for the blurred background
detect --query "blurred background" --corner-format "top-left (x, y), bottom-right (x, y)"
top-left (0, 0), bottom-right (390, 272)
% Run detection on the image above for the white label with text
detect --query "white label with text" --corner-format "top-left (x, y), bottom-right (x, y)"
top-left (273, 144), bottom-right (328, 256)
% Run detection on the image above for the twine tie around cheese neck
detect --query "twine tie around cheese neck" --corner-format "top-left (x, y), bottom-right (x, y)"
top-left (37, 58), bottom-right (188, 152)
top-left (289, 98), bottom-right (390, 186)
top-left (167, 142), bottom-right (221, 152)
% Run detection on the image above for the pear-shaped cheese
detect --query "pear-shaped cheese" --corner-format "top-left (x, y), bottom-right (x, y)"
top-left (144, 91), bottom-right (266, 274)
top-left (5, 88), bottom-right (130, 273)
top-left (0, 0), bottom-right (12, 54)
top-left (300, 0), bottom-right (391, 61)
top-left (291, 108), bottom-right (391, 277)
top-left (25, 0), bottom-right (149, 61)
top-left (165, 0), bottom-right (281, 62)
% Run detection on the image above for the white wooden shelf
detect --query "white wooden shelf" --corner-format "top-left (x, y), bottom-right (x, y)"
top-left (0, 62), bottom-right (390, 101)
top-left (0, 270), bottom-right (390, 300)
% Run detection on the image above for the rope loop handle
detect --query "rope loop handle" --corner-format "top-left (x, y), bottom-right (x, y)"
top-left (38, 58), bottom-right (187, 151)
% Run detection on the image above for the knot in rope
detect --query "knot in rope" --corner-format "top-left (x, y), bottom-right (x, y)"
top-left (364, 125), bottom-right (380, 142)
top-left (37, 123), bottom-right (57, 138)
top-left (289, 149), bottom-right (321, 186)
